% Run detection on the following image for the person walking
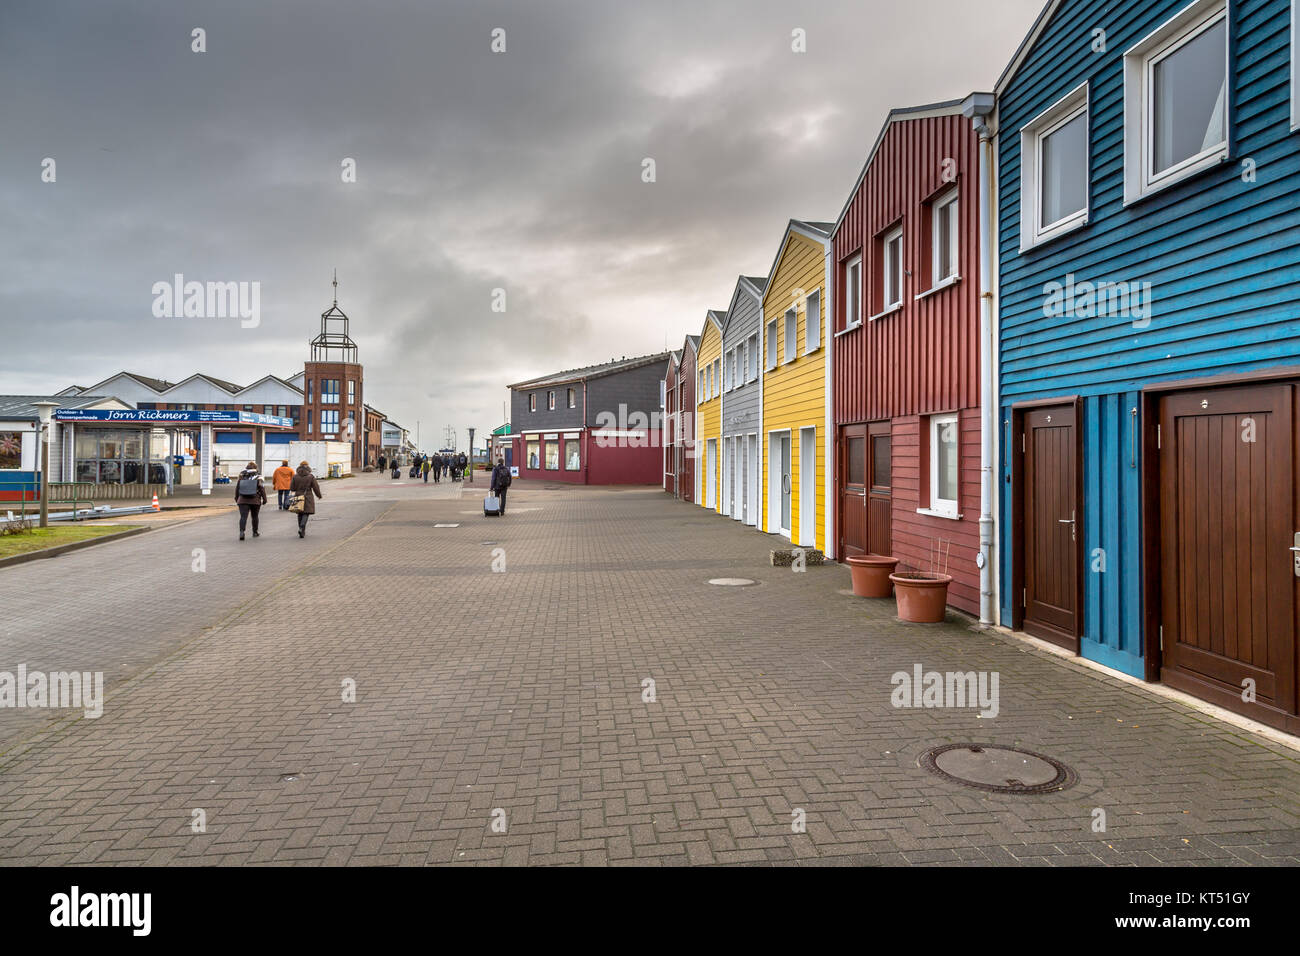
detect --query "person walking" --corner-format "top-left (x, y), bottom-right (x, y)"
top-left (422, 456), bottom-right (431, 483)
top-left (289, 460), bottom-right (323, 538)
top-left (490, 454), bottom-right (511, 515)
top-left (235, 461), bottom-right (267, 539)
top-left (272, 459), bottom-right (295, 510)
top-left (378, 453), bottom-right (386, 473)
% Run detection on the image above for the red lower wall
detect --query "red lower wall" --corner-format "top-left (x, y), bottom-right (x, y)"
top-left (887, 409), bottom-right (981, 616)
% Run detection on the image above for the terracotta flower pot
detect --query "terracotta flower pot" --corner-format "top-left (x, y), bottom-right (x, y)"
top-left (889, 572), bottom-right (953, 623)
top-left (846, 554), bottom-right (900, 598)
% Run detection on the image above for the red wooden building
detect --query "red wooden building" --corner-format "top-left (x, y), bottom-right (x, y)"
top-left (662, 334), bottom-right (699, 500)
top-left (831, 98), bottom-right (985, 615)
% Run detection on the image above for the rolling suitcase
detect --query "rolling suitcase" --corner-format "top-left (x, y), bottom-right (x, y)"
top-left (483, 495), bottom-right (502, 516)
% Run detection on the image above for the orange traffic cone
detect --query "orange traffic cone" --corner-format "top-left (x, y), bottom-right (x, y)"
top-left (151, 494), bottom-right (160, 512)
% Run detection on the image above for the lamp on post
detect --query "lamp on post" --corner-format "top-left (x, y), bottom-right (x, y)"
top-left (32, 401), bottom-right (59, 529)
top-left (467, 428), bottom-right (476, 484)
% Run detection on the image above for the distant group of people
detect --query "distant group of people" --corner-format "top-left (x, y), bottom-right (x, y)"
top-left (235, 459), bottom-right (322, 540)
top-left (390, 451), bottom-right (470, 483)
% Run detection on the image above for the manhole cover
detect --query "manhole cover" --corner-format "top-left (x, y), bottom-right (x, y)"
top-left (708, 577), bottom-right (756, 587)
top-left (918, 744), bottom-right (1076, 795)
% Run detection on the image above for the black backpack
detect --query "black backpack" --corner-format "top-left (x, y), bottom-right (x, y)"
top-left (497, 466), bottom-right (512, 488)
top-left (236, 475), bottom-right (260, 497)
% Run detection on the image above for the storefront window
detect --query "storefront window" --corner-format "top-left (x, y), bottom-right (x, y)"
top-left (565, 439), bottom-right (580, 471)
top-left (76, 461), bottom-right (96, 482)
top-left (545, 441), bottom-right (560, 470)
top-left (526, 441), bottom-right (539, 469)
top-left (99, 460), bottom-right (121, 483)
top-left (71, 428), bottom-right (168, 484)
top-left (0, 431), bottom-right (21, 469)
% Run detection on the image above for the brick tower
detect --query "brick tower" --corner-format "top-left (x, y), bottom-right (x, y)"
top-left (303, 272), bottom-right (365, 467)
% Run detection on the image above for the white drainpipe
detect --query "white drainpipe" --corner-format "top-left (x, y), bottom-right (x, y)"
top-left (964, 92), bottom-right (997, 626)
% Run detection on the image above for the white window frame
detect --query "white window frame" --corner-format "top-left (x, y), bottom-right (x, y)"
top-left (568, 387), bottom-right (576, 409)
top-left (548, 390), bottom-right (556, 410)
top-left (714, 360), bottom-right (721, 398)
top-left (926, 412), bottom-right (960, 519)
top-left (1122, 0), bottom-right (1229, 205)
top-left (783, 308), bottom-right (797, 364)
top-left (739, 340), bottom-right (749, 385)
top-left (766, 319), bottom-right (779, 370)
top-left (747, 334), bottom-right (759, 381)
top-left (843, 255), bottom-right (863, 329)
top-left (1019, 83), bottom-right (1090, 251)
top-left (931, 191), bottom-right (959, 286)
top-left (707, 363), bottom-right (713, 399)
top-left (1292, 0), bottom-right (1299, 132)
top-left (882, 226), bottom-right (903, 311)
top-left (803, 289), bottom-right (821, 354)
top-left (699, 369), bottom-right (705, 398)
top-left (529, 393), bottom-right (536, 413)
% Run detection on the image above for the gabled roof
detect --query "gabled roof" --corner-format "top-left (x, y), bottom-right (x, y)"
top-left (508, 352), bottom-right (672, 390)
top-left (684, 334), bottom-right (700, 353)
top-left (761, 218), bottom-right (835, 297)
top-left (995, 0), bottom-right (1061, 96)
top-left (705, 310), bottom-right (726, 332)
top-left (235, 373), bottom-right (304, 397)
top-left (77, 371), bottom-right (175, 394)
top-left (721, 276), bottom-right (767, 334)
top-left (830, 97), bottom-right (975, 236)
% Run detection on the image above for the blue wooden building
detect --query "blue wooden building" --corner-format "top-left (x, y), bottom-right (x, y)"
top-left (994, 0), bottom-right (1300, 732)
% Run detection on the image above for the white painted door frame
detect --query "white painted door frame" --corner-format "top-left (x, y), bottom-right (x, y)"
top-left (767, 429), bottom-right (792, 539)
top-left (799, 426), bottom-right (816, 547)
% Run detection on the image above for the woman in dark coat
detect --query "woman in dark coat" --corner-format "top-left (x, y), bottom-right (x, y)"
top-left (234, 461), bottom-right (267, 540)
top-left (289, 460), bottom-right (323, 538)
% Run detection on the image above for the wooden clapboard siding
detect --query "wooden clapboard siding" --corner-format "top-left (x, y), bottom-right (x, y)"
top-left (761, 228), bottom-right (830, 552)
top-left (696, 313), bottom-right (723, 511)
top-left (679, 336), bottom-right (697, 502)
top-left (887, 411), bottom-right (982, 614)
top-left (830, 105), bottom-right (983, 615)
top-left (996, 0), bottom-right (1300, 680)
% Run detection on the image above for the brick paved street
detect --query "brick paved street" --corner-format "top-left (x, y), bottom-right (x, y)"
top-left (0, 474), bottom-right (1297, 865)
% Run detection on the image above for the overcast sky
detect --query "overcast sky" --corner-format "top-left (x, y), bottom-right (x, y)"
top-left (1, 0), bottom-right (1044, 444)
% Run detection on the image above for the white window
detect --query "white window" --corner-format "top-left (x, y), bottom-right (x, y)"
top-left (548, 390), bottom-right (556, 410)
top-left (529, 393), bottom-right (536, 412)
top-left (732, 349), bottom-right (739, 388)
top-left (882, 227), bottom-right (903, 311)
top-left (714, 360), bottom-right (721, 397)
top-left (1019, 83), bottom-right (1089, 250)
top-left (706, 363), bottom-right (713, 399)
top-left (931, 192), bottom-right (959, 285)
top-left (783, 308), bottom-right (797, 363)
top-left (699, 369), bottom-right (705, 397)
top-left (1123, 0), bottom-right (1228, 204)
top-left (747, 334), bottom-right (759, 381)
top-left (766, 319), bottom-right (778, 370)
top-left (929, 413), bottom-right (959, 517)
top-left (1293, 0), bottom-right (1299, 131)
top-left (739, 340), bottom-right (748, 385)
top-left (804, 289), bottom-right (821, 353)
top-left (844, 255), bottom-right (862, 328)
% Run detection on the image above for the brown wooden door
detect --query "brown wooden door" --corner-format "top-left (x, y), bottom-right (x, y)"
top-left (839, 425), bottom-right (867, 559)
top-left (867, 422), bottom-right (892, 556)
top-left (1158, 385), bottom-right (1298, 722)
top-left (1022, 404), bottom-right (1080, 649)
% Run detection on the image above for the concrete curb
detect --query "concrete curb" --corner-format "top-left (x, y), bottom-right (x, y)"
top-left (0, 525), bottom-right (152, 570)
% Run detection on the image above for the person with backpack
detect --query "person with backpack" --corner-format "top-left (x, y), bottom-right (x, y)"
top-left (490, 454), bottom-right (512, 515)
top-left (422, 456), bottom-right (431, 483)
top-left (272, 459), bottom-right (295, 510)
top-left (289, 460), bottom-right (323, 538)
top-left (234, 461), bottom-right (267, 540)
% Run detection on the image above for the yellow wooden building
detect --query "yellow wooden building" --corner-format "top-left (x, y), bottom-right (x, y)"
top-left (760, 220), bottom-right (834, 555)
top-left (694, 309), bottom-right (725, 511)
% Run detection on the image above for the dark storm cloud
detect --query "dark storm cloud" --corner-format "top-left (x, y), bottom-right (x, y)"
top-left (0, 0), bottom-right (1044, 441)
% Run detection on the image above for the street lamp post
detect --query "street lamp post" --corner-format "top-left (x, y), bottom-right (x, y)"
top-left (467, 427), bottom-right (476, 485)
top-left (33, 401), bottom-right (59, 529)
